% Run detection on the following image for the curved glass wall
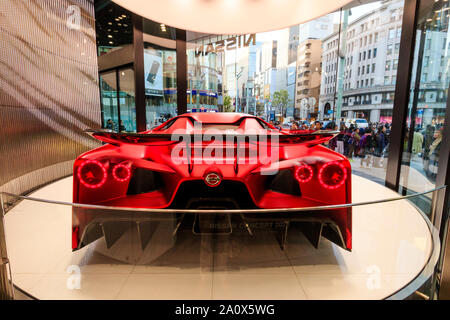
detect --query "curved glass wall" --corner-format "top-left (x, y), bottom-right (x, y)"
top-left (399, 0), bottom-right (450, 202)
top-left (93, 0), bottom-right (450, 199)
top-left (185, 0), bottom-right (406, 187)
top-left (99, 68), bottom-right (136, 132)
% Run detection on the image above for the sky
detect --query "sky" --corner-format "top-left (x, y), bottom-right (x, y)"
top-left (255, 1), bottom-right (383, 43)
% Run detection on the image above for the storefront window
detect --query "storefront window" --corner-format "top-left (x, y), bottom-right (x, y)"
top-left (399, 0), bottom-right (449, 199)
top-left (99, 68), bottom-right (136, 132)
top-left (118, 68), bottom-right (136, 132)
top-left (143, 20), bottom-right (177, 128)
top-left (186, 35), bottom-right (225, 112)
top-left (99, 71), bottom-right (118, 130)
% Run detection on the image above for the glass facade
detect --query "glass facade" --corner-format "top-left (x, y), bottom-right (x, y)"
top-left (399, 0), bottom-right (449, 202)
top-left (118, 68), bottom-right (136, 132)
top-left (99, 71), bottom-right (119, 130)
top-left (99, 68), bottom-right (136, 132)
top-left (182, 1), bottom-right (405, 186)
top-left (92, 0), bottom-right (449, 200)
top-left (335, 0), bottom-right (404, 184)
top-left (186, 38), bottom-right (222, 112)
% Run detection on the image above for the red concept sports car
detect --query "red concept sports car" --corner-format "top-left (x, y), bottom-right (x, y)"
top-left (72, 113), bottom-right (352, 251)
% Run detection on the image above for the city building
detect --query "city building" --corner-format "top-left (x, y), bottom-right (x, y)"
top-left (319, 0), bottom-right (404, 122)
top-left (295, 39), bottom-right (323, 120)
top-left (254, 40), bottom-right (278, 119)
top-left (298, 15), bottom-right (335, 43)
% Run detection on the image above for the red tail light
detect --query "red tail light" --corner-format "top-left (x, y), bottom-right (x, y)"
top-left (112, 163), bottom-right (131, 182)
top-left (295, 164), bottom-right (313, 183)
top-left (318, 161), bottom-right (347, 189)
top-left (72, 227), bottom-right (79, 250)
top-left (77, 160), bottom-right (107, 188)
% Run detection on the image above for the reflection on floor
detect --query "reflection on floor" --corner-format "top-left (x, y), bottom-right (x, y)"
top-left (5, 175), bottom-right (433, 300)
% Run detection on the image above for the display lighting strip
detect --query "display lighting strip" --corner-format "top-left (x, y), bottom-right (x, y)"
top-left (318, 161), bottom-right (347, 190)
top-left (77, 160), bottom-right (108, 189)
top-left (295, 164), bottom-right (314, 183)
top-left (112, 163), bottom-right (132, 182)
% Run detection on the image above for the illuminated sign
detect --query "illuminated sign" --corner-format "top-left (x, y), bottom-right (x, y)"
top-left (195, 34), bottom-right (256, 56)
top-left (144, 49), bottom-right (163, 96)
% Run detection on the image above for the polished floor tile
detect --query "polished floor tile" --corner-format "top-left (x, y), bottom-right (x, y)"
top-left (28, 274), bottom-right (130, 300)
top-left (212, 273), bottom-right (307, 300)
top-left (116, 274), bottom-right (213, 300)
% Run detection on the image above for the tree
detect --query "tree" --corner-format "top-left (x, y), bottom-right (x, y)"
top-left (256, 102), bottom-right (265, 116)
top-left (272, 90), bottom-right (290, 117)
top-left (223, 95), bottom-right (234, 112)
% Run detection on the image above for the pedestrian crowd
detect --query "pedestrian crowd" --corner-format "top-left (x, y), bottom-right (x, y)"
top-left (278, 118), bottom-right (444, 180)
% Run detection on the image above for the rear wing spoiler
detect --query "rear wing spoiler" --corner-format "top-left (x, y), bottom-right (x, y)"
top-left (85, 129), bottom-right (339, 147)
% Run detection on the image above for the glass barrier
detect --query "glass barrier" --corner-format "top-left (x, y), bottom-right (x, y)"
top-left (0, 185), bottom-right (445, 300)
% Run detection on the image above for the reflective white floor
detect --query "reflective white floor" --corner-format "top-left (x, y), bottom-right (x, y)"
top-left (4, 175), bottom-right (433, 300)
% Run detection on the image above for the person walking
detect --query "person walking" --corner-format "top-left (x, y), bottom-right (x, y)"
top-left (412, 128), bottom-right (424, 155)
top-left (374, 126), bottom-right (387, 167)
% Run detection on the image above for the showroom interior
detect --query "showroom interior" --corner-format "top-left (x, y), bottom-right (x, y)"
top-left (0, 0), bottom-right (449, 300)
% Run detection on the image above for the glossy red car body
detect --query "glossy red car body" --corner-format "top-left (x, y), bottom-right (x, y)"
top-left (72, 113), bottom-right (351, 251)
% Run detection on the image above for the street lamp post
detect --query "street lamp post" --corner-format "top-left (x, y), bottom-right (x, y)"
top-left (235, 65), bottom-right (244, 112)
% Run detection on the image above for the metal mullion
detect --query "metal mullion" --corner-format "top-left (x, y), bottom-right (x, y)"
top-left (435, 81), bottom-right (450, 235)
top-left (176, 28), bottom-right (187, 115)
top-left (115, 69), bottom-right (122, 131)
top-left (132, 13), bottom-right (147, 132)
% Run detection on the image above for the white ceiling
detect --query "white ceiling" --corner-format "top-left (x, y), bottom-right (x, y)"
top-left (111, 0), bottom-right (354, 35)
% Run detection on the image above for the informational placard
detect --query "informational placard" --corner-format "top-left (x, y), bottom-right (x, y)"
top-left (144, 49), bottom-right (163, 96)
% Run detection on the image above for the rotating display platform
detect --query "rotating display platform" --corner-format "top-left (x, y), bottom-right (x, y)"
top-left (3, 175), bottom-right (436, 300)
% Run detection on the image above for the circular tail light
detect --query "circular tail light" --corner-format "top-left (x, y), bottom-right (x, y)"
top-left (295, 164), bottom-right (313, 183)
top-left (319, 161), bottom-right (347, 189)
top-left (112, 163), bottom-right (131, 182)
top-left (77, 160), bottom-right (107, 188)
